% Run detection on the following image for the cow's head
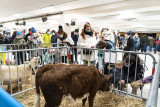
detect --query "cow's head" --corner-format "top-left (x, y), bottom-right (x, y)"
top-left (102, 75), bottom-right (112, 91)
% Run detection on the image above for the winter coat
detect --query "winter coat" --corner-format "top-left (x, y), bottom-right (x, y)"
top-left (123, 53), bottom-right (144, 83)
top-left (110, 68), bottom-right (125, 85)
top-left (126, 36), bottom-right (134, 51)
top-left (51, 34), bottom-right (57, 47)
top-left (143, 35), bottom-right (150, 45)
top-left (0, 36), bottom-right (10, 44)
top-left (102, 30), bottom-right (115, 43)
top-left (78, 34), bottom-right (97, 61)
top-left (149, 37), bottom-right (155, 47)
top-left (24, 33), bottom-right (31, 42)
top-left (42, 33), bottom-right (52, 47)
top-left (12, 38), bottom-right (26, 50)
top-left (71, 31), bottom-right (79, 46)
top-left (10, 35), bottom-right (16, 43)
top-left (57, 32), bottom-right (74, 56)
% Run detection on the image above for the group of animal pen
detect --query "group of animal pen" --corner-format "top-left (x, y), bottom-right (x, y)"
top-left (0, 50), bottom-right (148, 107)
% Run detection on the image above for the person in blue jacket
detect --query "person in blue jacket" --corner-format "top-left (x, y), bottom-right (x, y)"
top-left (71, 29), bottom-right (79, 63)
top-left (110, 60), bottom-right (126, 90)
top-left (51, 30), bottom-right (57, 47)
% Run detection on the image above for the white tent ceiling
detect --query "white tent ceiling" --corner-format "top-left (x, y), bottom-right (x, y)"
top-left (0, 0), bottom-right (160, 33)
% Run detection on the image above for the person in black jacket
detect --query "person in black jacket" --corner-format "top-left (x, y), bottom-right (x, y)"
top-left (0, 34), bottom-right (10, 44)
top-left (10, 31), bottom-right (17, 43)
top-left (123, 54), bottom-right (144, 83)
top-left (126, 31), bottom-right (135, 51)
top-left (51, 30), bottom-right (57, 47)
top-left (24, 28), bottom-right (32, 42)
top-left (110, 60), bottom-right (126, 90)
top-left (71, 29), bottom-right (79, 63)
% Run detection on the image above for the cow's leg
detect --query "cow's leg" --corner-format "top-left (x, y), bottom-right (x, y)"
top-left (42, 85), bottom-right (63, 107)
top-left (7, 85), bottom-right (11, 92)
top-left (88, 91), bottom-right (96, 107)
top-left (82, 97), bottom-right (87, 106)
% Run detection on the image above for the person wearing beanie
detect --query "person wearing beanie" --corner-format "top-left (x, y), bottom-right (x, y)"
top-left (42, 29), bottom-right (52, 47)
top-left (31, 27), bottom-right (36, 33)
top-left (71, 29), bottom-right (79, 63)
top-left (13, 31), bottom-right (26, 65)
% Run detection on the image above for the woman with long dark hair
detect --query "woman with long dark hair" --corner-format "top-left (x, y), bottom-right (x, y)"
top-left (78, 22), bottom-right (97, 65)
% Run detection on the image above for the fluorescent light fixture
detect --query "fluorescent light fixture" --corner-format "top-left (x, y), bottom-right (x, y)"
top-left (42, 16), bottom-right (48, 22)
top-left (118, 10), bottom-right (137, 19)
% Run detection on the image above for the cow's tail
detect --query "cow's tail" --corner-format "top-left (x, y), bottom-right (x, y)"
top-left (34, 70), bottom-right (41, 107)
top-left (34, 64), bottom-right (53, 107)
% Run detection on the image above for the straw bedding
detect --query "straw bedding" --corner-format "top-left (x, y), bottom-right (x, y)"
top-left (14, 89), bottom-right (145, 107)
top-left (1, 75), bottom-right (145, 107)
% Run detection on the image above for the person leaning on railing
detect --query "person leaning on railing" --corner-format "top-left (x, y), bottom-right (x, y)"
top-left (78, 22), bottom-right (97, 65)
top-left (12, 32), bottom-right (26, 65)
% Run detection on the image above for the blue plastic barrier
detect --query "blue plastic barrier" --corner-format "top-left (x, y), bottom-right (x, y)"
top-left (0, 87), bottom-right (24, 107)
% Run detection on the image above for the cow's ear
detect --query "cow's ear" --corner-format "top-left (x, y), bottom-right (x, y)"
top-left (104, 75), bottom-right (112, 82)
top-left (107, 75), bottom-right (112, 82)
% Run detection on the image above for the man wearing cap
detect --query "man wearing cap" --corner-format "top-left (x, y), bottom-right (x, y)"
top-left (125, 31), bottom-right (135, 51)
top-left (12, 31), bottom-right (26, 65)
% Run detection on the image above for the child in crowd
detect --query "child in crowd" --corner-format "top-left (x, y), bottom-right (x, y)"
top-left (110, 60), bottom-right (126, 90)
top-left (97, 40), bottom-right (107, 73)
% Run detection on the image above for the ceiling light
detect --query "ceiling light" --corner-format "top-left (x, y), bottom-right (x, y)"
top-left (70, 20), bottom-right (76, 26)
top-left (42, 16), bottom-right (48, 22)
top-left (23, 20), bottom-right (26, 26)
top-left (0, 24), bottom-right (3, 27)
top-left (15, 20), bottom-right (19, 25)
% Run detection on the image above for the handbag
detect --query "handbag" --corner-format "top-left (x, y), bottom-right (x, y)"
top-left (83, 49), bottom-right (92, 55)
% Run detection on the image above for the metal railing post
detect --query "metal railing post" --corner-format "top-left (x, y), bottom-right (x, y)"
top-left (146, 56), bottom-right (160, 107)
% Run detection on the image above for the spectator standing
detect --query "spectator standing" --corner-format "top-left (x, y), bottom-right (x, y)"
top-left (0, 34), bottom-right (10, 65)
top-left (10, 31), bottom-right (17, 43)
top-left (125, 31), bottom-right (134, 51)
top-left (154, 39), bottom-right (160, 54)
top-left (24, 28), bottom-right (32, 42)
top-left (100, 28), bottom-right (115, 43)
top-left (78, 22), bottom-right (97, 65)
top-left (42, 29), bottom-right (52, 47)
top-left (51, 30), bottom-right (57, 47)
top-left (57, 25), bottom-right (74, 63)
top-left (149, 36), bottom-right (155, 52)
top-left (12, 32), bottom-right (26, 65)
top-left (71, 29), bottom-right (79, 63)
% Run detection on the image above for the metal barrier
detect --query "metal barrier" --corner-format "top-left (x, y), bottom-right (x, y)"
top-left (0, 46), bottom-right (66, 96)
top-left (146, 56), bottom-right (160, 107)
top-left (0, 45), bottom-right (159, 106)
top-left (71, 47), bottom-right (157, 103)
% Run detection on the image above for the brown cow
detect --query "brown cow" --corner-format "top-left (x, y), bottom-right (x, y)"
top-left (34, 63), bottom-right (112, 107)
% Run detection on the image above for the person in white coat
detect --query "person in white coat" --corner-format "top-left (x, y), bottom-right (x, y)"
top-left (57, 25), bottom-right (74, 63)
top-left (78, 22), bottom-right (97, 65)
top-left (100, 28), bottom-right (115, 43)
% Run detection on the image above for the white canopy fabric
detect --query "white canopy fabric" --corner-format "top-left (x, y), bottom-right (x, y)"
top-left (0, 0), bottom-right (160, 33)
